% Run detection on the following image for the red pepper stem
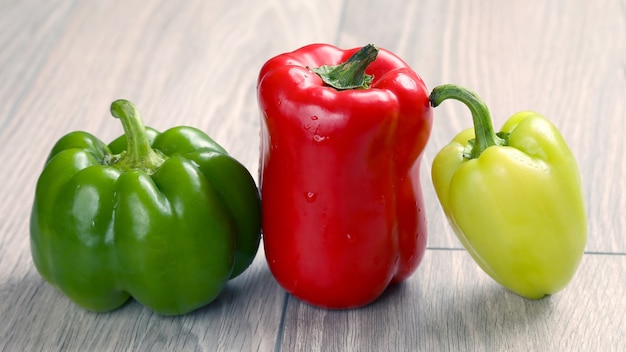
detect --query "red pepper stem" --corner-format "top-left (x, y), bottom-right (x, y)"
top-left (110, 99), bottom-right (166, 174)
top-left (429, 84), bottom-right (505, 159)
top-left (310, 44), bottom-right (378, 90)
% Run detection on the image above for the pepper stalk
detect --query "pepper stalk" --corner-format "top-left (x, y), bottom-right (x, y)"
top-left (310, 44), bottom-right (379, 90)
top-left (109, 99), bottom-right (167, 174)
top-left (429, 84), bottom-right (508, 159)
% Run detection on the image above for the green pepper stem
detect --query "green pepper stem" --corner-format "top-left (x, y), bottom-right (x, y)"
top-left (310, 44), bottom-right (379, 90)
top-left (429, 84), bottom-right (505, 159)
top-left (110, 99), bottom-right (166, 174)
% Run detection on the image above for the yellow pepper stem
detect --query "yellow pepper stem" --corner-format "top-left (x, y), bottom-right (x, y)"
top-left (429, 84), bottom-right (506, 159)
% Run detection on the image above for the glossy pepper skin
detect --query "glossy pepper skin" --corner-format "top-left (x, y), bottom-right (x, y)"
top-left (257, 44), bottom-right (433, 308)
top-left (430, 84), bottom-right (587, 299)
top-left (30, 100), bottom-right (261, 315)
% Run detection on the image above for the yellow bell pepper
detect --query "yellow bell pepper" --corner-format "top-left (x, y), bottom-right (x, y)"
top-left (429, 84), bottom-right (587, 299)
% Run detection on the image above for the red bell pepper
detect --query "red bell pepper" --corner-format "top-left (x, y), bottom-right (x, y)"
top-left (257, 44), bottom-right (432, 308)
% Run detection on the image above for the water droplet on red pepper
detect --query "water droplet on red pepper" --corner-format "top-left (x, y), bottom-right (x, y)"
top-left (304, 192), bottom-right (317, 202)
top-left (313, 135), bottom-right (326, 142)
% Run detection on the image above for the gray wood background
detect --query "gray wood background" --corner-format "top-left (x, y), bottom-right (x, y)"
top-left (1, 0), bottom-right (624, 350)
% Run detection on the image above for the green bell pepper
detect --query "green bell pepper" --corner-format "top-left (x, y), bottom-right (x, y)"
top-left (429, 84), bottom-right (587, 299)
top-left (30, 99), bottom-right (261, 315)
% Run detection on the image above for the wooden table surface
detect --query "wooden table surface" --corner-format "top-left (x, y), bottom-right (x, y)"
top-left (1, 0), bottom-right (624, 351)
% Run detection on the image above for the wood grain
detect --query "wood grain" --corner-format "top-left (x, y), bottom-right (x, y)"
top-left (0, 0), bottom-right (624, 350)
top-left (278, 251), bottom-right (626, 352)
top-left (0, 248), bottom-right (286, 351)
